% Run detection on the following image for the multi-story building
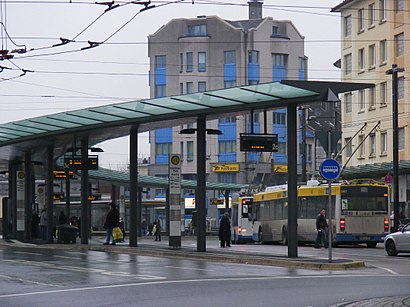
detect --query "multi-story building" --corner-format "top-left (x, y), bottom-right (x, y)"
top-left (147, 1), bottom-right (313, 202)
top-left (331, 0), bottom-right (409, 217)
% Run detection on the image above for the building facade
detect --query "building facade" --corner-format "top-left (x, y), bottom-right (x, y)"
top-left (332, 0), bottom-right (409, 217)
top-left (147, 1), bottom-right (313, 201)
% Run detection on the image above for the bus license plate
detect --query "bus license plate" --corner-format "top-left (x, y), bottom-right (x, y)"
top-left (360, 236), bottom-right (371, 241)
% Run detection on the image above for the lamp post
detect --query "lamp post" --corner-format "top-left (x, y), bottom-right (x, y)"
top-left (386, 64), bottom-right (405, 232)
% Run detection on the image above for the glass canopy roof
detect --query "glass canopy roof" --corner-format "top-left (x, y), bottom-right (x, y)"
top-left (0, 82), bottom-right (319, 144)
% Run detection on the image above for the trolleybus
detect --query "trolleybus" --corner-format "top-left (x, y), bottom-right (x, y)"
top-left (253, 179), bottom-right (390, 247)
top-left (230, 193), bottom-right (256, 243)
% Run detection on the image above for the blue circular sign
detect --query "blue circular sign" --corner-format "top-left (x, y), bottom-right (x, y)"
top-left (320, 159), bottom-right (341, 181)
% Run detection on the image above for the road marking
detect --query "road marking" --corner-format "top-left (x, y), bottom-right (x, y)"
top-left (0, 274), bottom-right (409, 299)
top-left (0, 274), bottom-right (62, 288)
top-left (3, 259), bottom-right (166, 280)
top-left (378, 267), bottom-right (399, 275)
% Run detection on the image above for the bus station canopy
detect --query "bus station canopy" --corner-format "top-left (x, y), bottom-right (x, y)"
top-left (89, 168), bottom-right (248, 190)
top-left (0, 80), bottom-right (374, 172)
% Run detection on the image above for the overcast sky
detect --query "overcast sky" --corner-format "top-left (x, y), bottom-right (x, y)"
top-left (0, 0), bottom-right (342, 169)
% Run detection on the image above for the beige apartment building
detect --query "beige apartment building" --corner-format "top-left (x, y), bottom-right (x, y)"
top-left (332, 0), bottom-right (409, 215)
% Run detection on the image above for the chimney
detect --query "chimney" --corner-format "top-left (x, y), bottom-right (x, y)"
top-left (248, 0), bottom-right (263, 20)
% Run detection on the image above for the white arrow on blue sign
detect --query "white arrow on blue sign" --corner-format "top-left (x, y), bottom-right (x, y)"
top-left (319, 159), bottom-right (341, 181)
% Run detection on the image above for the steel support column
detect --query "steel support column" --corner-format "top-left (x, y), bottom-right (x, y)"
top-left (24, 152), bottom-right (32, 240)
top-left (196, 116), bottom-right (206, 252)
top-left (46, 145), bottom-right (54, 243)
top-left (80, 137), bottom-right (89, 244)
top-left (287, 104), bottom-right (298, 258)
top-left (129, 126), bottom-right (138, 247)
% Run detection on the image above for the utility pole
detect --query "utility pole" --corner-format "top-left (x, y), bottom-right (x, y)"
top-left (386, 64), bottom-right (405, 232)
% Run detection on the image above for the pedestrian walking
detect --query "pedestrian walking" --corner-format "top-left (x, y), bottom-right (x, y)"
top-left (219, 212), bottom-right (231, 248)
top-left (154, 218), bottom-right (161, 241)
top-left (314, 208), bottom-right (328, 248)
top-left (40, 209), bottom-right (47, 241)
top-left (103, 202), bottom-right (119, 245)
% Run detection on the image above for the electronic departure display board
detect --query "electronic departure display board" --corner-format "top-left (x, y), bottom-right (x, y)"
top-left (240, 133), bottom-right (279, 152)
top-left (64, 155), bottom-right (99, 170)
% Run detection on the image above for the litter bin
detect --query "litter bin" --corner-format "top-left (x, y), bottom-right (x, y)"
top-left (57, 224), bottom-right (78, 244)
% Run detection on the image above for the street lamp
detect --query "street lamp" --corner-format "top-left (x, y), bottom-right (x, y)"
top-left (386, 64), bottom-right (405, 232)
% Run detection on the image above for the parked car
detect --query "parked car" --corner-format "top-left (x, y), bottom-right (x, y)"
top-left (384, 223), bottom-right (410, 256)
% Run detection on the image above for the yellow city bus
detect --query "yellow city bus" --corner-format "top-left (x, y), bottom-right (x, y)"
top-left (253, 179), bottom-right (390, 247)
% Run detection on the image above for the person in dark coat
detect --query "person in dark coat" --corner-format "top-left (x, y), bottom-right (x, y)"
top-left (219, 212), bottom-right (231, 248)
top-left (58, 211), bottom-right (68, 225)
top-left (31, 209), bottom-right (40, 239)
top-left (154, 218), bottom-right (161, 241)
top-left (103, 202), bottom-right (119, 245)
top-left (314, 208), bottom-right (329, 248)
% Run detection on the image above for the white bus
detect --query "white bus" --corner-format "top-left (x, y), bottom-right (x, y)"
top-left (253, 180), bottom-right (390, 247)
top-left (230, 194), bottom-right (257, 243)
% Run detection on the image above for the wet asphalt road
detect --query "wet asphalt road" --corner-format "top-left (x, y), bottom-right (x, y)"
top-left (0, 241), bottom-right (410, 307)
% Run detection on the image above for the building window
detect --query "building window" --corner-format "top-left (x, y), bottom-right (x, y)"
top-left (369, 87), bottom-right (376, 109)
top-left (395, 33), bottom-right (404, 57)
top-left (344, 92), bottom-right (352, 113)
top-left (180, 83), bottom-right (183, 95)
top-left (219, 140), bottom-right (236, 154)
top-left (344, 138), bottom-right (352, 158)
top-left (344, 15), bottom-right (352, 37)
top-left (272, 53), bottom-right (287, 81)
top-left (369, 44), bottom-right (376, 68)
top-left (187, 24), bottom-right (207, 36)
top-left (155, 55), bottom-right (166, 69)
top-left (395, 0), bottom-right (404, 13)
top-left (198, 81), bottom-right (206, 92)
top-left (272, 26), bottom-right (279, 36)
top-left (180, 141), bottom-right (184, 161)
top-left (359, 90), bottom-right (365, 111)
top-left (380, 40), bottom-right (387, 64)
top-left (248, 50), bottom-right (259, 64)
top-left (224, 50), bottom-right (236, 64)
top-left (187, 141), bottom-right (194, 161)
top-left (380, 130), bottom-right (387, 154)
top-left (179, 53), bottom-right (183, 73)
top-left (272, 111), bottom-right (286, 125)
top-left (344, 53), bottom-right (352, 75)
top-left (219, 116), bottom-right (236, 124)
top-left (358, 135), bottom-right (365, 158)
top-left (379, 0), bottom-right (386, 21)
top-left (224, 80), bottom-right (236, 88)
top-left (155, 85), bottom-right (166, 98)
top-left (358, 48), bottom-right (365, 71)
top-left (186, 52), bottom-right (193, 72)
top-left (399, 127), bottom-right (405, 150)
top-left (358, 9), bottom-right (364, 32)
top-left (186, 82), bottom-right (193, 94)
top-left (198, 52), bottom-right (206, 72)
top-left (369, 134), bottom-right (376, 156)
top-left (368, 3), bottom-right (375, 27)
top-left (398, 77), bottom-right (405, 100)
top-left (380, 82), bottom-right (387, 106)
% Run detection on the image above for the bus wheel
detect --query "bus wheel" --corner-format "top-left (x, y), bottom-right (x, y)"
top-left (282, 228), bottom-right (288, 246)
top-left (366, 242), bottom-right (377, 248)
top-left (258, 228), bottom-right (263, 243)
